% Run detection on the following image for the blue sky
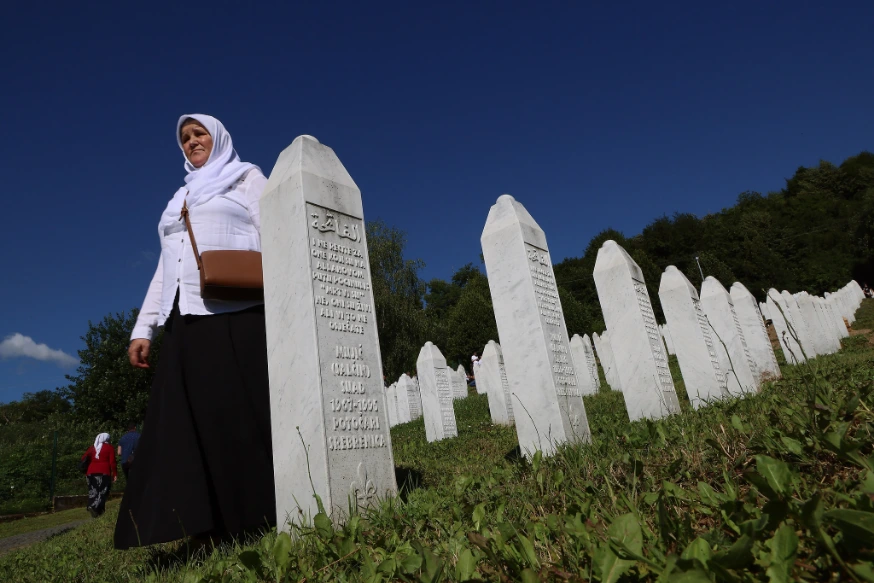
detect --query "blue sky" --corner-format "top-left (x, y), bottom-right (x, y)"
top-left (1, 1), bottom-right (872, 403)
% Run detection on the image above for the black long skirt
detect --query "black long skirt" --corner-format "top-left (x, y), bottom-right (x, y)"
top-left (114, 301), bottom-right (276, 549)
top-left (87, 474), bottom-right (111, 517)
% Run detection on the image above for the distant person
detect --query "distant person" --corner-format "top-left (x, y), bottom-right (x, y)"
top-left (116, 114), bottom-right (275, 550)
top-left (864, 284), bottom-right (872, 298)
top-left (80, 432), bottom-right (117, 518)
top-left (117, 424), bottom-right (140, 479)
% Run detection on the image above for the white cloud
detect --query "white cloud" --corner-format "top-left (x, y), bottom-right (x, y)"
top-left (0, 334), bottom-right (78, 368)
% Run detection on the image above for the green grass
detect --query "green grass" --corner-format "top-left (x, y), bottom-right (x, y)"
top-left (1, 300), bottom-right (873, 582)
top-left (0, 506), bottom-right (93, 540)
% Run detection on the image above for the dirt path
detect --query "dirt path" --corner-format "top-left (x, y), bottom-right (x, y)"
top-left (0, 519), bottom-right (88, 557)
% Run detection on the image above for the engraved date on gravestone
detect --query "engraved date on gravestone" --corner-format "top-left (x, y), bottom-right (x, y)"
top-left (309, 204), bottom-right (388, 455)
top-left (434, 368), bottom-right (457, 435)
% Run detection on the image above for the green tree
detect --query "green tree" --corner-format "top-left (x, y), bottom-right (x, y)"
top-left (0, 391), bottom-right (71, 425)
top-left (445, 269), bottom-right (498, 366)
top-left (60, 310), bottom-right (161, 425)
top-left (366, 219), bottom-right (428, 381)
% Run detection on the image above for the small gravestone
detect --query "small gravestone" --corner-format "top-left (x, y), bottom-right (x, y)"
top-left (812, 296), bottom-right (841, 353)
top-left (569, 335), bottom-right (598, 396)
top-left (825, 295), bottom-right (848, 338)
top-left (394, 374), bottom-right (414, 424)
top-left (658, 266), bottom-right (730, 409)
top-left (582, 334), bottom-right (600, 390)
top-left (700, 277), bottom-right (757, 395)
top-left (481, 195), bottom-right (590, 456)
top-left (593, 331), bottom-right (621, 391)
top-left (479, 340), bottom-right (514, 425)
top-left (730, 282), bottom-right (781, 381)
top-left (261, 135), bottom-right (396, 525)
top-left (766, 290), bottom-right (805, 364)
top-left (416, 342), bottom-right (458, 442)
top-left (385, 383), bottom-right (399, 427)
top-left (457, 365), bottom-right (468, 395)
top-left (593, 240), bottom-right (680, 420)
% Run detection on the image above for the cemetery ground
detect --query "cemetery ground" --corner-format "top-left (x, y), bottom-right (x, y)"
top-left (1, 302), bottom-right (873, 581)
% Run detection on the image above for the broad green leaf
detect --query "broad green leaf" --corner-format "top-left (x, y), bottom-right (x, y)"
top-left (517, 534), bottom-right (540, 568)
top-left (272, 531), bottom-right (292, 572)
top-left (608, 513), bottom-right (644, 555)
top-left (697, 482), bottom-right (723, 506)
top-left (594, 544), bottom-right (634, 583)
top-left (765, 523), bottom-right (798, 583)
top-left (314, 512), bottom-right (333, 539)
top-left (455, 548), bottom-right (477, 581)
top-left (711, 535), bottom-right (754, 569)
top-left (237, 550), bottom-right (263, 572)
top-left (472, 502), bottom-right (486, 528)
top-left (825, 509), bottom-right (874, 546)
top-left (862, 471), bottom-right (874, 495)
top-left (667, 568), bottom-right (712, 583)
top-left (800, 493), bottom-right (824, 530)
top-left (755, 455), bottom-right (793, 497)
top-left (399, 552), bottom-right (423, 574)
top-left (377, 558), bottom-right (396, 575)
top-left (680, 537), bottom-right (712, 566)
top-left (851, 562), bottom-right (874, 583)
top-left (779, 436), bottom-right (804, 455)
top-left (731, 415), bottom-right (748, 433)
top-left (521, 568), bottom-right (540, 583)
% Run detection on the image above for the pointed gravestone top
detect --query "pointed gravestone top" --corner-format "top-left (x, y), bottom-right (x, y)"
top-left (700, 276), bottom-right (757, 394)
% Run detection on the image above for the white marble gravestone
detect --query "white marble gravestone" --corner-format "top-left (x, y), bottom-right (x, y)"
top-left (385, 383), bottom-right (399, 427)
top-left (699, 277), bottom-right (757, 395)
top-left (416, 342), bottom-right (458, 442)
top-left (450, 368), bottom-right (467, 400)
top-left (394, 374), bottom-right (414, 424)
top-left (812, 295), bottom-right (840, 353)
top-left (658, 266), bottom-right (731, 409)
top-left (569, 335), bottom-right (599, 396)
top-left (660, 324), bottom-right (676, 355)
top-left (781, 290), bottom-right (818, 358)
top-left (481, 195), bottom-right (590, 456)
top-left (825, 295), bottom-right (849, 338)
top-left (457, 365), bottom-right (468, 393)
top-left (261, 135), bottom-right (396, 525)
top-left (593, 240), bottom-right (680, 420)
top-left (479, 340), bottom-right (515, 425)
top-left (730, 282), bottom-right (781, 381)
top-left (795, 292), bottom-right (832, 355)
top-left (592, 331), bottom-right (622, 391)
top-left (766, 290), bottom-right (805, 364)
top-left (582, 334), bottom-right (600, 391)
top-left (410, 376), bottom-right (423, 420)
top-left (820, 296), bottom-right (844, 349)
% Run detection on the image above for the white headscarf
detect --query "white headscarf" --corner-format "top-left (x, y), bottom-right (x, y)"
top-left (160, 114), bottom-right (258, 230)
top-left (94, 433), bottom-right (110, 459)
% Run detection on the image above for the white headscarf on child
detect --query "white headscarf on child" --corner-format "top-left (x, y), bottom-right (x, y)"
top-left (94, 433), bottom-right (110, 459)
top-left (159, 113), bottom-right (258, 231)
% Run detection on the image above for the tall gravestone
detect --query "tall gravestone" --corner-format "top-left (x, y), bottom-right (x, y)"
top-left (813, 296), bottom-right (841, 353)
top-left (767, 290), bottom-right (805, 364)
top-left (416, 342), bottom-right (458, 442)
top-left (825, 295), bottom-right (849, 338)
top-left (660, 324), bottom-right (676, 355)
top-left (730, 282), bottom-right (781, 381)
top-left (780, 291), bottom-right (817, 358)
top-left (593, 240), bottom-right (680, 420)
top-left (582, 334), bottom-right (600, 391)
top-left (593, 331), bottom-right (622, 391)
top-left (700, 277), bottom-right (757, 395)
top-left (569, 335), bottom-right (599, 396)
top-left (479, 340), bottom-right (514, 425)
top-left (261, 135), bottom-right (396, 525)
top-left (481, 195), bottom-right (590, 456)
top-left (394, 374), bottom-right (414, 424)
top-left (658, 266), bottom-right (730, 409)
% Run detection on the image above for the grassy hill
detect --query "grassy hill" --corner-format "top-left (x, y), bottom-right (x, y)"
top-left (1, 300), bottom-right (873, 582)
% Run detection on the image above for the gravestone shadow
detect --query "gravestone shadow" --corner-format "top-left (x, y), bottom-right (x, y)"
top-left (394, 466), bottom-right (424, 501)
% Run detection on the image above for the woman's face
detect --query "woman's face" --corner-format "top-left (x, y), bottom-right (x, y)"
top-left (180, 121), bottom-right (213, 168)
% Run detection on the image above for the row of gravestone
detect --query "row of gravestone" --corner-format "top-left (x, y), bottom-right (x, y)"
top-left (254, 135), bottom-right (866, 527)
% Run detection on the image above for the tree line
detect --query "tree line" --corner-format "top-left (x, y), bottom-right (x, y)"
top-left (2, 151), bottom-right (872, 426)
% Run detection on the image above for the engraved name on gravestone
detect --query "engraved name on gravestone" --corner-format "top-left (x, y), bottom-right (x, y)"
top-left (261, 136), bottom-right (396, 527)
top-left (481, 195), bottom-right (590, 457)
top-left (699, 277), bottom-right (756, 395)
top-left (416, 342), bottom-right (458, 442)
top-left (582, 335), bottom-right (600, 390)
top-left (593, 241), bottom-right (680, 420)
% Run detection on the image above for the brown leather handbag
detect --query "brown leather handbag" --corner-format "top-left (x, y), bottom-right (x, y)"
top-left (180, 201), bottom-right (264, 301)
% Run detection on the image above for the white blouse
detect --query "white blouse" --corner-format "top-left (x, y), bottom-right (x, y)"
top-left (131, 168), bottom-right (268, 341)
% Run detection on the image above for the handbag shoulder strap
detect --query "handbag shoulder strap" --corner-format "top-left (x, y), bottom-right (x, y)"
top-left (180, 198), bottom-right (204, 272)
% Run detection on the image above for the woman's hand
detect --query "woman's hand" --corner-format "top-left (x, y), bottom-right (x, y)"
top-left (113, 476), bottom-right (118, 483)
top-left (129, 339), bottom-right (151, 368)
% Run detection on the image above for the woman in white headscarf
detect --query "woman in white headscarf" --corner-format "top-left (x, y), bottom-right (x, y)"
top-left (80, 432), bottom-right (116, 518)
top-left (115, 115), bottom-right (275, 549)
